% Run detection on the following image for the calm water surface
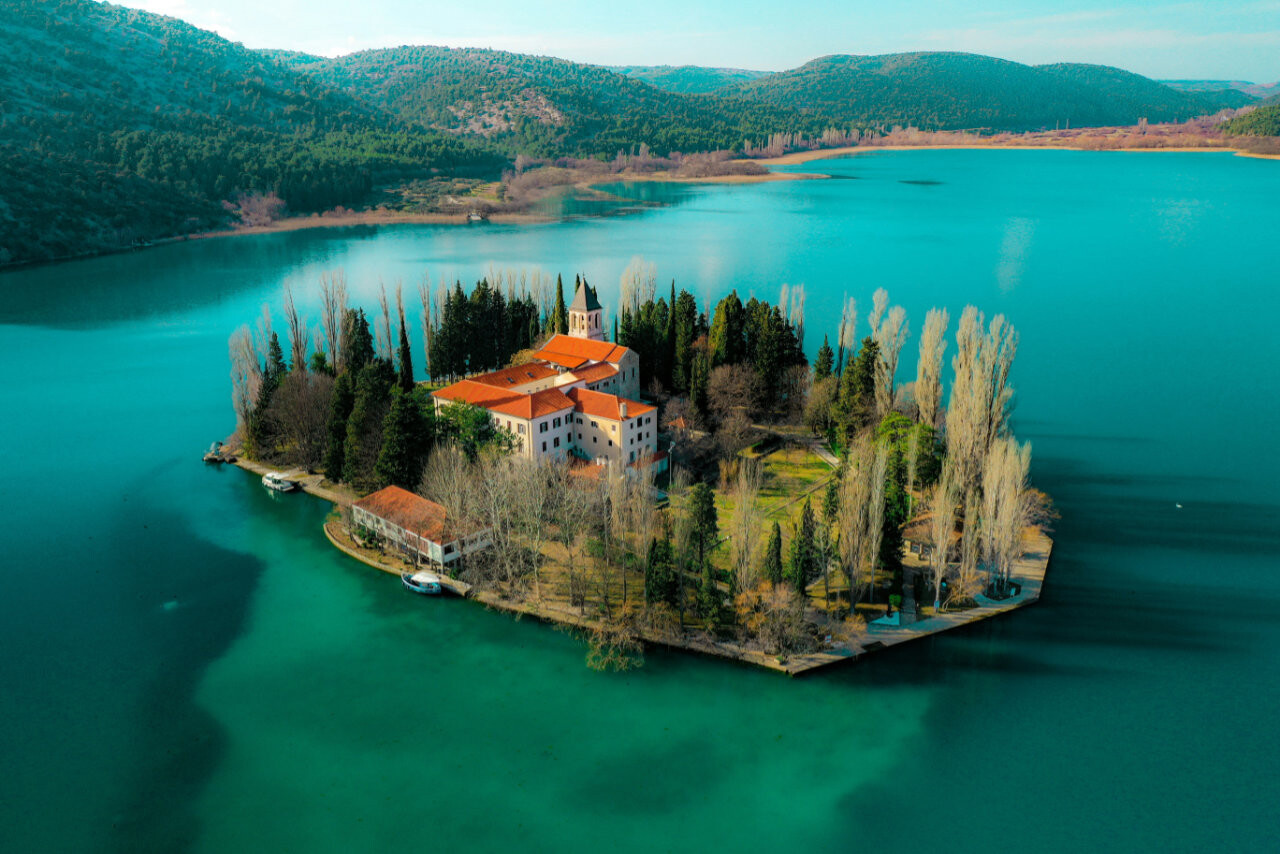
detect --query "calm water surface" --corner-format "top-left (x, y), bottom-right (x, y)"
top-left (2, 150), bottom-right (1278, 853)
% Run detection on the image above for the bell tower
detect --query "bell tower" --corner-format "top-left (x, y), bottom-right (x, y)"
top-left (568, 280), bottom-right (604, 341)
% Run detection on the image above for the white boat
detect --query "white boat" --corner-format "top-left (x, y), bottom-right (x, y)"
top-left (402, 570), bottom-right (443, 595)
top-left (261, 472), bottom-right (299, 492)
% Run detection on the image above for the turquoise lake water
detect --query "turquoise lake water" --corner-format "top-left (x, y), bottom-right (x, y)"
top-left (2, 150), bottom-right (1278, 853)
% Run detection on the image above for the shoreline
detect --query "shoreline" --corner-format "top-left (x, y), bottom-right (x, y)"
top-left (233, 457), bottom-right (1051, 676)
top-left (755, 142), bottom-right (1279, 166)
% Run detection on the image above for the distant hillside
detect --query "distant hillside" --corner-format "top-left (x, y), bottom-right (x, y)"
top-left (1220, 105), bottom-right (1280, 136)
top-left (610, 65), bottom-right (772, 94)
top-left (287, 47), bottom-right (801, 156)
top-left (3, 2), bottom-right (1263, 268)
top-left (720, 53), bottom-right (1238, 131)
top-left (0, 0), bottom-right (496, 265)
top-left (1164, 79), bottom-right (1280, 101)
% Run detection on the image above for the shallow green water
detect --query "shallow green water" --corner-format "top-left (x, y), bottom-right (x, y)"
top-left (2, 150), bottom-right (1277, 853)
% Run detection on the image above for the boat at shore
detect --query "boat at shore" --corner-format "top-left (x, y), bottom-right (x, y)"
top-left (202, 441), bottom-right (236, 463)
top-left (402, 570), bottom-right (443, 595)
top-left (261, 472), bottom-right (299, 492)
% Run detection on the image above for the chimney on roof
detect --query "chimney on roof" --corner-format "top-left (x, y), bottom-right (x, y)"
top-left (620, 401), bottom-right (628, 419)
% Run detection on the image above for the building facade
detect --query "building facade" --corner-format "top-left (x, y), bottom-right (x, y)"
top-left (431, 281), bottom-right (659, 469)
top-left (351, 486), bottom-right (491, 567)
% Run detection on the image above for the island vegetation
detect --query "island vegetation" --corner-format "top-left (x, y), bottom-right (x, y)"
top-left (227, 260), bottom-right (1053, 671)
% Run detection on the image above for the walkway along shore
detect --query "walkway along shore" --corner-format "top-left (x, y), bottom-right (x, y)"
top-left (234, 458), bottom-right (1053, 676)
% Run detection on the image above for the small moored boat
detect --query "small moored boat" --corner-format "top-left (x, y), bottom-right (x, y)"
top-left (262, 472), bottom-right (299, 492)
top-left (402, 570), bottom-right (443, 595)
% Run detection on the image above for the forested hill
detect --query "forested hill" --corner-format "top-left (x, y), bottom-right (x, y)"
top-left (1220, 105), bottom-right (1280, 136)
top-left (0, 1), bottom-right (1261, 268)
top-left (0, 0), bottom-right (497, 266)
top-left (283, 47), bottom-right (802, 156)
top-left (609, 65), bottom-right (773, 94)
top-left (718, 53), bottom-right (1248, 130)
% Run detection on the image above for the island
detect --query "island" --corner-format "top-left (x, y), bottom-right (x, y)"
top-left (221, 267), bottom-right (1054, 674)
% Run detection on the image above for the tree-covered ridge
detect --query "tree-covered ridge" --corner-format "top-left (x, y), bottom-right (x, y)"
top-left (0, 0), bottom-right (499, 265)
top-left (288, 46), bottom-right (805, 156)
top-left (609, 65), bottom-right (774, 95)
top-left (719, 52), bottom-right (1245, 131)
top-left (1220, 105), bottom-right (1280, 136)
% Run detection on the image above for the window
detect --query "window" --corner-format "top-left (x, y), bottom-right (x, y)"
top-left (444, 543), bottom-right (455, 555)
top-left (608, 439), bottom-right (613, 447)
top-left (540, 421), bottom-right (548, 433)
top-left (578, 432), bottom-right (582, 440)
top-left (554, 437), bottom-right (560, 448)
top-left (553, 417), bottom-right (561, 428)
top-left (630, 451), bottom-right (635, 462)
top-left (591, 420), bottom-right (599, 428)
top-left (518, 424), bottom-right (526, 435)
top-left (593, 437), bottom-right (597, 444)
top-left (542, 441), bottom-right (547, 452)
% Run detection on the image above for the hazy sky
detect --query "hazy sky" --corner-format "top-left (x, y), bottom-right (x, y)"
top-left (120, 0), bottom-right (1280, 81)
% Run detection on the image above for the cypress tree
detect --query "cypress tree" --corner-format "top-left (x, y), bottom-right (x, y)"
top-left (266, 332), bottom-right (288, 379)
top-left (342, 309), bottom-right (375, 373)
top-left (697, 556), bottom-right (721, 621)
top-left (688, 481), bottom-right (719, 565)
top-left (839, 336), bottom-right (879, 434)
top-left (322, 370), bottom-right (355, 479)
top-left (788, 499), bottom-right (817, 595)
top-left (763, 522), bottom-right (783, 587)
top-left (552, 274), bottom-right (568, 335)
top-left (664, 281), bottom-right (677, 387)
top-left (396, 306), bottom-right (415, 393)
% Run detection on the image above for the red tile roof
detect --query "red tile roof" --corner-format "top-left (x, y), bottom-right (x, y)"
top-left (567, 362), bottom-right (619, 384)
top-left (468, 363), bottom-right (558, 389)
top-left (535, 334), bottom-right (630, 366)
top-left (566, 386), bottom-right (656, 421)
top-left (432, 380), bottom-right (572, 420)
top-left (353, 486), bottom-right (450, 542)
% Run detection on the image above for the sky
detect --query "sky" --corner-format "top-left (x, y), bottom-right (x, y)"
top-left (118, 0), bottom-right (1280, 81)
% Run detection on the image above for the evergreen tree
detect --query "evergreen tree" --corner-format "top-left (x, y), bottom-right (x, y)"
top-left (689, 349), bottom-right (711, 417)
top-left (664, 281), bottom-right (678, 387)
top-left (688, 481), bottom-right (719, 565)
top-left (814, 335), bottom-right (835, 381)
top-left (763, 521), bottom-right (784, 587)
top-left (552, 274), bottom-right (568, 335)
top-left (266, 332), bottom-right (288, 379)
top-left (672, 289), bottom-right (700, 393)
top-left (396, 306), bottom-right (415, 393)
top-left (645, 534), bottom-right (677, 606)
top-left (373, 388), bottom-right (432, 490)
top-left (708, 291), bottom-right (746, 367)
top-left (697, 555), bottom-right (722, 621)
top-left (341, 308), bottom-right (375, 373)
top-left (342, 360), bottom-right (395, 489)
top-left (823, 477), bottom-right (840, 523)
top-left (788, 499), bottom-right (817, 595)
top-left (322, 370), bottom-right (355, 478)
top-left (838, 336), bottom-right (879, 434)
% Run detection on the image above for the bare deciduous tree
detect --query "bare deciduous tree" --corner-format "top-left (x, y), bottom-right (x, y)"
top-left (947, 306), bottom-right (1019, 491)
top-left (916, 307), bottom-right (949, 430)
top-left (229, 325), bottom-right (261, 434)
top-left (320, 271), bottom-right (348, 370)
top-left (268, 370), bottom-right (334, 470)
top-left (874, 304), bottom-right (908, 417)
top-left (980, 436), bottom-right (1033, 597)
top-left (927, 460), bottom-right (960, 610)
top-left (283, 284), bottom-right (309, 372)
top-left (375, 280), bottom-right (394, 361)
top-left (620, 256), bottom-right (657, 313)
top-left (728, 458), bottom-right (764, 595)
top-left (863, 441), bottom-right (889, 603)
top-left (837, 437), bottom-right (873, 615)
top-left (869, 287), bottom-right (888, 339)
top-left (836, 296), bottom-right (857, 374)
